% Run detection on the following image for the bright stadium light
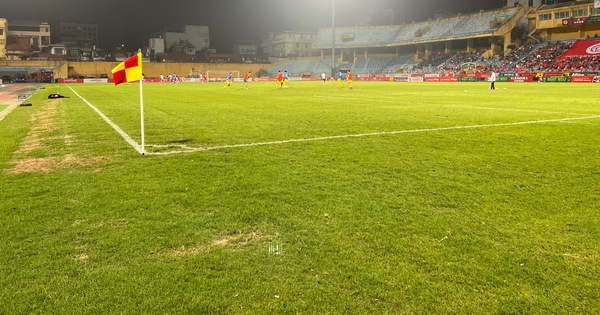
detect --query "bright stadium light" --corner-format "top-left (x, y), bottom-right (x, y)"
top-left (332, 0), bottom-right (335, 76)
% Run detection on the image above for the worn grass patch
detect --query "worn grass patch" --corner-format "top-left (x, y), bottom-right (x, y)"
top-left (7, 98), bottom-right (109, 173)
top-left (170, 230), bottom-right (267, 257)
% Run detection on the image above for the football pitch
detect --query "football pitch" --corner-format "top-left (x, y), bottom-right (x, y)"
top-left (1, 81), bottom-right (599, 313)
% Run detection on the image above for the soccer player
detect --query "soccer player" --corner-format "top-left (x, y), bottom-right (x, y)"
top-left (276, 71), bottom-right (284, 88)
top-left (337, 69), bottom-right (343, 88)
top-left (224, 72), bottom-right (233, 88)
top-left (321, 72), bottom-right (327, 85)
top-left (347, 70), bottom-right (353, 89)
top-left (242, 71), bottom-right (251, 89)
top-left (490, 71), bottom-right (496, 90)
top-left (283, 70), bottom-right (290, 88)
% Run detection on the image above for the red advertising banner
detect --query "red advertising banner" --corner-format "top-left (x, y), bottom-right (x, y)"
top-left (57, 78), bottom-right (83, 83)
top-left (509, 76), bottom-right (534, 82)
top-left (559, 40), bottom-right (600, 59)
top-left (571, 76), bottom-right (595, 83)
top-left (424, 76), bottom-right (459, 82)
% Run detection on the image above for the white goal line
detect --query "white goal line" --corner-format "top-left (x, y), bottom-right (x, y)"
top-left (144, 115), bottom-right (600, 156)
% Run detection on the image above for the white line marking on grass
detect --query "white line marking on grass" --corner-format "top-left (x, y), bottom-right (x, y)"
top-left (67, 85), bottom-right (143, 154)
top-left (145, 115), bottom-right (600, 156)
top-left (314, 96), bottom-right (598, 116)
top-left (445, 105), bottom-right (597, 116)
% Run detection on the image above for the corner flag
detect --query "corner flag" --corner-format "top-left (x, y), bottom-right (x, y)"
top-left (111, 53), bottom-right (143, 85)
top-left (111, 51), bottom-right (146, 155)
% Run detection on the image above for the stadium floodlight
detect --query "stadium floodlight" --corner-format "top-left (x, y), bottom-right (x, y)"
top-left (332, 0), bottom-right (336, 77)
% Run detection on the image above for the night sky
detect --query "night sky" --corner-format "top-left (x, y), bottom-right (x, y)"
top-left (2, 0), bottom-right (505, 53)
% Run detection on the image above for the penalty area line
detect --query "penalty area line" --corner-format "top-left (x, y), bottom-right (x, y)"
top-left (67, 85), bottom-right (143, 154)
top-left (144, 115), bottom-right (600, 156)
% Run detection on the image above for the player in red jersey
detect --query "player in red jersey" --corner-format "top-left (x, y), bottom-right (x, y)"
top-left (242, 71), bottom-right (251, 89)
top-left (347, 70), bottom-right (353, 89)
top-left (276, 71), bottom-right (283, 88)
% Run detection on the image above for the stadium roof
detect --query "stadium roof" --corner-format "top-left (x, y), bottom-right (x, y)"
top-left (539, 0), bottom-right (594, 10)
top-left (313, 7), bottom-right (523, 49)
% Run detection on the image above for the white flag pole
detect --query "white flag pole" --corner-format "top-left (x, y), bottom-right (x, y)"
top-left (138, 50), bottom-right (145, 155)
top-left (140, 78), bottom-right (145, 154)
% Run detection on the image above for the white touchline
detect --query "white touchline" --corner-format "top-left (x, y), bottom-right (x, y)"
top-left (67, 85), bottom-right (143, 154)
top-left (145, 115), bottom-right (600, 156)
top-left (66, 85), bottom-right (599, 156)
top-left (445, 105), bottom-right (596, 116)
top-left (314, 95), bottom-right (598, 116)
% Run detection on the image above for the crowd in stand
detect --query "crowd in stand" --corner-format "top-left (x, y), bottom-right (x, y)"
top-left (412, 51), bottom-right (493, 74)
top-left (414, 52), bottom-right (454, 71)
top-left (407, 39), bottom-right (600, 74)
top-left (507, 41), bottom-right (600, 72)
top-left (442, 51), bottom-right (491, 74)
top-left (552, 56), bottom-right (600, 72)
top-left (509, 41), bottom-right (574, 72)
top-left (499, 43), bottom-right (537, 71)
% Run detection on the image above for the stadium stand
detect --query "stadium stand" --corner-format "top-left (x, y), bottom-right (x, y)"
top-left (267, 4), bottom-right (600, 77)
top-left (267, 56), bottom-right (417, 76)
top-left (352, 57), bottom-right (396, 75)
top-left (268, 38), bottom-right (600, 76)
top-left (267, 59), bottom-right (331, 77)
top-left (288, 7), bottom-right (524, 76)
top-left (510, 40), bottom-right (575, 72)
top-left (414, 53), bottom-right (457, 71)
top-left (557, 56), bottom-right (600, 72)
top-left (313, 8), bottom-right (521, 48)
top-left (500, 42), bottom-right (542, 72)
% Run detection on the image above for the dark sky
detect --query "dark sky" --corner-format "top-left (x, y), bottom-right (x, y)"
top-left (2, 0), bottom-right (505, 53)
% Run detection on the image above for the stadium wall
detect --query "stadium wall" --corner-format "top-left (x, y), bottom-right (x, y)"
top-left (1, 60), bottom-right (266, 79)
top-left (59, 62), bottom-right (264, 79)
top-left (0, 60), bottom-right (62, 68)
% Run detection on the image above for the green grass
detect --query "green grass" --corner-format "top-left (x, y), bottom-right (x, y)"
top-left (0, 104), bottom-right (8, 112)
top-left (1, 81), bottom-right (598, 314)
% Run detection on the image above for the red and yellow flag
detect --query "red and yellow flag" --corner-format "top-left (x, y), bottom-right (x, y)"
top-left (111, 53), bottom-right (143, 85)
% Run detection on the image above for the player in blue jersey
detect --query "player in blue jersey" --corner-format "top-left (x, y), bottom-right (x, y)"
top-left (337, 69), bottom-right (343, 88)
top-left (223, 72), bottom-right (233, 88)
top-left (283, 70), bottom-right (290, 88)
